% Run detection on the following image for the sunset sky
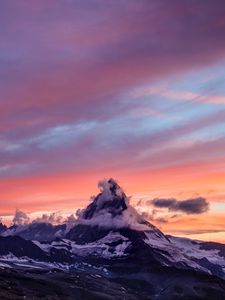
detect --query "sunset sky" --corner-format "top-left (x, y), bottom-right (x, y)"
top-left (1, 1), bottom-right (225, 242)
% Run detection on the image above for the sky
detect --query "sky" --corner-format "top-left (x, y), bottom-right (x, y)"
top-left (1, 0), bottom-right (225, 242)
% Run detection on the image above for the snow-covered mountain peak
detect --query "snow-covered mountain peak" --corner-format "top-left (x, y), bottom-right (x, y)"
top-left (82, 178), bottom-right (128, 219)
top-left (75, 178), bottom-right (153, 232)
top-left (64, 178), bottom-right (168, 248)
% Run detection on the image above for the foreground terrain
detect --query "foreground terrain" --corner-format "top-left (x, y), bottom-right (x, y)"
top-left (0, 265), bottom-right (225, 300)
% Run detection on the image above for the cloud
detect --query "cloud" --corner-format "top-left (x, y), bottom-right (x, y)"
top-left (149, 197), bottom-right (209, 214)
top-left (1, 1), bottom-right (225, 139)
top-left (33, 212), bottom-right (63, 225)
top-left (13, 209), bottom-right (30, 226)
top-left (167, 229), bottom-right (225, 236)
top-left (133, 86), bottom-right (225, 105)
top-left (0, 0), bottom-right (225, 226)
top-left (0, 0), bottom-right (225, 183)
top-left (154, 217), bottom-right (168, 224)
top-left (77, 178), bottom-right (149, 231)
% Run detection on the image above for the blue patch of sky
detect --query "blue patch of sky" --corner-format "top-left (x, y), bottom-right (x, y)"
top-left (126, 95), bottom-right (221, 140)
top-left (17, 60), bottom-right (225, 153)
top-left (127, 61), bottom-right (225, 134)
top-left (25, 121), bottom-right (98, 150)
top-left (135, 63), bottom-right (225, 135)
top-left (167, 60), bottom-right (225, 95)
top-left (179, 121), bottom-right (225, 142)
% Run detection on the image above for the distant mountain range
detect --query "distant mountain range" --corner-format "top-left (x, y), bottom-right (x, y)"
top-left (0, 178), bottom-right (225, 299)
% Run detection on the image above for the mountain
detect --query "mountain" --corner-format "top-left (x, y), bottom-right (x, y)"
top-left (0, 223), bottom-right (7, 234)
top-left (66, 178), bottom-right (167, 245)
top-left (2, 222), bottom-right (66, 242)
top-left (0, 178), bottom-right (225, 299)
top-left (0, 236), bottom-right (48, 261)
